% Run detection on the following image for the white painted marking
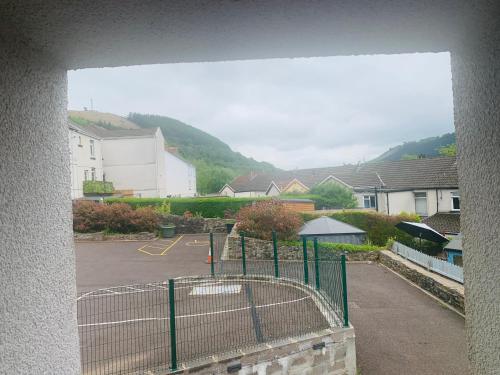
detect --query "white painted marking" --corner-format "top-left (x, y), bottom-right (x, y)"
top-left (190, 284), bottom-right (241, 295)
top-left (77, 296), bottom-right (311, 327)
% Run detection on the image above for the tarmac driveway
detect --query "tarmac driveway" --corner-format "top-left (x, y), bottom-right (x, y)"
top-left (347, 262), bottom-right (467, 375)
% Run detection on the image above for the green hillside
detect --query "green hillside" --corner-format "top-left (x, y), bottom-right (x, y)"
top-left (372, 132), bottom-right (456, 162)
top-left (128, 113), bottom-right (278, 194)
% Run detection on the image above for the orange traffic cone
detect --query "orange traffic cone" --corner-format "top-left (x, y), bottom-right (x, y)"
top-left (206, 249), bottom-right (216, 264)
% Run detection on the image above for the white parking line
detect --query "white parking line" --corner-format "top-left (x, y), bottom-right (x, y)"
top-left (77, 296), bottom-right (311, 327)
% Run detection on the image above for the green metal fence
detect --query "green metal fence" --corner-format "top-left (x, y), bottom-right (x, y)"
top-left (213, 231), bottom-right (349, 328)
top-left (77, 231), bottom-right (349, 374)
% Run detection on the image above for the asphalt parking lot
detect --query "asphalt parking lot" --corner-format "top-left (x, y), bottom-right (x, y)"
top-left (75, 239), bottom-right (467, 374)
top-left (75, 233), bottom-right (221, 292)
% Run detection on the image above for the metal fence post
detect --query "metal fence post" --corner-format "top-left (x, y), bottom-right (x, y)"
top-left (272, 230), bottom-right (279, 278)
top-left (168, 279), bottom-right (177, 370)
top-left (302, 236), bottom-right (309, 285)
top-left (240, 232), bottom-right (247, 276)
top-left (340, 254), bottom-right (349, 327)
top-left (313, 238), bottom-right (320, 290)
top-left (209, 231), bottom-right (215, 277)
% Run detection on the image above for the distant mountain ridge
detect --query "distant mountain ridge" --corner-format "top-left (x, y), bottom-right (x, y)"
top-left (372, 132), bottom-right (456, 162)
top-left (68, 110), bottom-right (278, 194)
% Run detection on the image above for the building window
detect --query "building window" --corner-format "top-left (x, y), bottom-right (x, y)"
top-left (91, 168), bottom-right (96, 181)
top-left (90, 139), bottom-right (95, 158)
top-left (78, 136), bottom-right (83, 147)
top-left (414, 192), bottom-right (428, 216)
top-left (363, 195), bottom-right (376, 208)
top-left (84, 170), bottom-right (89, 181)
top-left (451, 191), bottom-right (460, 211)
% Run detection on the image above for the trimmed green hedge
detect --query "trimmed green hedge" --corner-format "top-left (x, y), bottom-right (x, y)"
top-left (300, 210), bottom-right (420, 246)
top-left (285, 240), bottom-right (382, 252)
top-left (83, 180), bottom-right (114, 194)
top-left (105, 197), bottom-right (168, 208)
top-left (104, 197), bottom-right (270, 218)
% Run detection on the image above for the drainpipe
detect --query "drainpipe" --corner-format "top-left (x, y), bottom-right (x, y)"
top-left (386, 192), bottom-right (390, 215)
top-left (374, 186), bottom-right (379, 212)
top-left (435, 189), bottom-right (439, 214)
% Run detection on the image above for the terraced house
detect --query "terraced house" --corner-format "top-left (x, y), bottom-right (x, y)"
top-left (221, 157), bottom-right (459, 219)
top-left (69, 120), bottom-right (196, 199)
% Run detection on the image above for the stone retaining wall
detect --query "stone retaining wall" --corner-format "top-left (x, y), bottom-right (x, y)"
top-left (379, 250), bottom-right (465, 313)
top-left (225, 231), bottom-right (380, 262)
top-left (176, 327), bottom-right (356, 375)
top-left (74, 232), bottom-right (156, 241)
top-left (162, 215), bottom-right (228, 234)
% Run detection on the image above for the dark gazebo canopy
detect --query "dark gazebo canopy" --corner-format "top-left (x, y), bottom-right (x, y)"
top-left (395, 221), bottom-right (449, 244)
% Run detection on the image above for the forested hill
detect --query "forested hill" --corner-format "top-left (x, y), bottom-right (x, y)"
top-left (372, 132), bottom-right (456, 162)
top-left (128, 113), bottom-right (278, 193)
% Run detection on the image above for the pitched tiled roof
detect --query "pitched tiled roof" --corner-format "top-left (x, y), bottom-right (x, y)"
top-left (423, 213), bottom-right (461, 234)
top-left (227, 157), bottom-right (458, 193)
top-left (68, 120), bottom-right (158, 139)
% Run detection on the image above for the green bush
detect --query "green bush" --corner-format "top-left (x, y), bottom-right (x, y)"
top-left (73, 201), bottom-right (160, 233)
top-left (300, 210), bottom-right (420, 246)
top-left (237, 200), bottom-right (303, 241)
top-left (285, 240), bottom-right (382, 252)
top-left (104, 197), bottom-right (168, 208)
top-left (104, 197), bottom-right (269, 218)
top-left (83, 180), bottom-right (114, 194)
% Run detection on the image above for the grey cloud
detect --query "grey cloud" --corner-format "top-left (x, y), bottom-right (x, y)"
top-left (68, 53), bottom-right (454, 169)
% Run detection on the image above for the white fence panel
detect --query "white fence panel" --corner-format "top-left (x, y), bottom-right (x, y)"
top-left (392, 242), bottom-right (463, 284)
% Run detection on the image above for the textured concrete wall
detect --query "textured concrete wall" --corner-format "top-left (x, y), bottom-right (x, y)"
top-left (1, 1), bottom-right (500, 373)
top-left (451, 28), bottom-right (500, 372)
top-left (0, 52), bottom-right (80, 373)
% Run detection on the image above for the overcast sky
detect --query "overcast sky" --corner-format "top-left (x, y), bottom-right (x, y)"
top-left (68, 53), bottom-right (454, 170)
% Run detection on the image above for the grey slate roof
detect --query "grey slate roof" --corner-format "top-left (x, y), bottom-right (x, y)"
top-left (68, 120), bottom-right (158, 139)
top-left (227, 157), bottom-right (458, 193)
top-left (423, 212), bottom-right (461, 234)
top-left (444, 234), bottom-right (463, 252)
top-left (299, 216), bottom-right (365, 236)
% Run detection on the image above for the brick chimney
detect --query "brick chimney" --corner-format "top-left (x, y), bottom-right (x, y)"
top-left (167, 146), bottom-right (179, 155)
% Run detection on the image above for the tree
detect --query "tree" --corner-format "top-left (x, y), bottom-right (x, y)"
top-left (309, 182), bottom-right (358, 209)
top-left (438, 143), bottom-right (457, 156)
top-left (193, 160), bottom-right (235, 194)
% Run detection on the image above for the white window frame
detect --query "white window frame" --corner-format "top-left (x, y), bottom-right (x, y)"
top-left (451, 191), bottom-right (460, 211)
top-left (84, 170), bottom-right (89, 181)
top-left (414, 191), bottom-right (428, 216)
top-left (363, 195), bottom-right (376, 208)
top-left (89, 139), bottom-right (95, 158)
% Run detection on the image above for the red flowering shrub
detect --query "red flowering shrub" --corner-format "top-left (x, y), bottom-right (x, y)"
top-left (236, 200), bottom-right (303, 240)
top-left (73, 201), bottom-right (160, 233)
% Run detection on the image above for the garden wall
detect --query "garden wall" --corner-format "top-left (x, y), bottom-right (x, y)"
top-left (176, 327), bottom-right (356, 375)
top-left (161, 215), bottom-right (228, 234)
top-left (225, 229), bottom-right (380, 262)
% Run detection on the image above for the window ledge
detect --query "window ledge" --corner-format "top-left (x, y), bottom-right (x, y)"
top-left (90, 157), bottom-right (96, 160)
top-left (78, 144), bottom-right (83, 148)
